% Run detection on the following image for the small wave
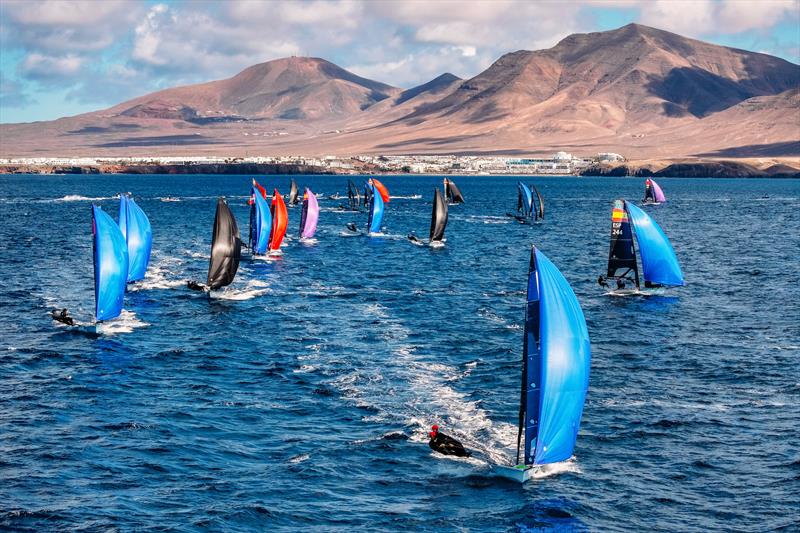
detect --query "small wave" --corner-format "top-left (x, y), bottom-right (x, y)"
top-left (159, 197), bottom-right (181, 202)
top-left (96, 310), bottom-right (149, 335)
top-left (289, 453), bottom-right (310, 463)
top-left (389, 195), bottom-right (422, 199)
top-left (210, 280), bottom-right (270, 301)
top-left (50, 194), bottom-right (119, 203)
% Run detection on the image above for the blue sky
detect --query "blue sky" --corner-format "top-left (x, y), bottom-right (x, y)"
top-left (1, 0), bottom-right (798, 123)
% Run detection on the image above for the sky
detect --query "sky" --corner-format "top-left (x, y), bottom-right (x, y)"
top-left (1, 0), bottom-right (798, 123)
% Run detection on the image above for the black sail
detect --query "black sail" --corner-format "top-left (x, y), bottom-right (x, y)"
top-left (532, 185), bottom-right (544, 220)
top-left (429, 188), bottom-right (449, 242)
top-left (446, 179), bottom-right (465, 204)
top-left (207, 197), bottom-right (242, 290)
top-left (607, 199), bottom-right (639, 288)
top-left (289, 179), bottom-right (299, 205)
top-left (347, 179), bottom-right (359, 209)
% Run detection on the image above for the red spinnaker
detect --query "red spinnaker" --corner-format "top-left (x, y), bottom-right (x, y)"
top-left (269, 189), bottom-right (288, 250)
top-left (372, 178), bottom-right (390, 203)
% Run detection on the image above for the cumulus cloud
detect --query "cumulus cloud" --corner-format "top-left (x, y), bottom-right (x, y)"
top-left (0, 74), bottom-right (35, 109)
top-left (0, 0), bottom-right (797, 121)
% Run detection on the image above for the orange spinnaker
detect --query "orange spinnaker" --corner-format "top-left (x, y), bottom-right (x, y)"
top-left (269, 189), bottom-right (288, 250)
top-left (372, 178), bottom-right (390, 203)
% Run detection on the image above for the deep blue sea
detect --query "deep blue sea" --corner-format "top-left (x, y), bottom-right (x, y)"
top-left (1, 174), bottom-right (798, 532)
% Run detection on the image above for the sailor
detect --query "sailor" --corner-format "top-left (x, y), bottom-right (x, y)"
top-left (51, 308), bottom-right (74, 326)
top-left (187, 280), bottom-right (207, 292)
top-left (616, 278), bottom-right (626, 290)
top-left (346, 222), bottom-right (358, 233)
top-left (428, 425), bottom-right (471, 458)
top-left (407, 232), bottom-right (420, 243)
top-left (597, 275), bottom-right (608, 288)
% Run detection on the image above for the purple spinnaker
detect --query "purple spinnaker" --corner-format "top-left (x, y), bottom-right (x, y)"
top-left (301, 188), bottom-right (319, 239)
top-left (651, 180), bottom-right (666, 202)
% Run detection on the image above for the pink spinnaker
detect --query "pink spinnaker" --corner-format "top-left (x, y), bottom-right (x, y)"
top-left (300, 188), bottom-right (319, 239)
top-left (651, 179), bottom-right (666, 202)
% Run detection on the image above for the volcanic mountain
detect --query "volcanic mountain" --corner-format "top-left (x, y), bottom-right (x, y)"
top-left (1, 23), bottom-right (798, 159)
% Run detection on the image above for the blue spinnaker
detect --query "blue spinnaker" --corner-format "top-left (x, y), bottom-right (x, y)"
top-left (518, 182), bottom-right (533, 216)
top-left (119, 195), bottom-right (152, 282)
top-left (252, 186), bottom-right (271, 254)
top-left (93, 205), bottom-right (128, 321)
top-left (625, 202), bottom-right (684, 286)
top-left (367, 184), bottom-right (384, 233)
top-left (524, 247), bottom-right (591, 465)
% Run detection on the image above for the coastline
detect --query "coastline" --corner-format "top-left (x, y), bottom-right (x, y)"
top-left (1, 157), bottom-right (798, 178)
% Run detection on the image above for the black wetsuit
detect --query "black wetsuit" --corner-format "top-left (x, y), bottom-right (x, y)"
top-left (429, 432), bottom-right (471, 457)
top-left (597, 276), bottom-right (608, 288)
top-left (51, 309), bottom-right (74, 326)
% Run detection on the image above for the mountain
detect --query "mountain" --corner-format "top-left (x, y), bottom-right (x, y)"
top-left (1, 24), bottom-right (798, 159)
top-left (110, 56), bottom-right (400, 122)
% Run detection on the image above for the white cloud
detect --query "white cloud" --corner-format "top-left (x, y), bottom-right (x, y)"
top-left (20, 53), bottom-right (83, 80)
top-left (639, 0), bottom-right (717, 35)
top-left (717, 0), bottom-right (799, 33)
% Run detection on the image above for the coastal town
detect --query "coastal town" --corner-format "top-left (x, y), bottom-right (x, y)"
top-left (0, 152), bottom-right (625, 175)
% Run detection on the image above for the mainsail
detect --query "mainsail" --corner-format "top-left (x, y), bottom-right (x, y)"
top-left (644, 179), bottom-right (666, 203)
top-left (367, 183), bottom-right (385, 234)
top-left (607, 199), bottom-right (639, 288)
top-left (250, 181), bottom-right (271, 254)
top-left (93, 205), bottom-right (128, 321)
top-left (444, 178), bottom-right (465, 204)
top-left (299, 188), bottom-right (319, 239)
top-left (268, 189), bottom-right (288, 251)
top-left (532, 185), bottom-right (544, 220)
top-left (347, 179), bottom-right (360, 209)
top-left (429, 188), bottom-right (448, 242)
top-left (118, 194), bottom-right (152, 282)
top-left (517, 182), bottom-right (533, 218)
top-left (517, 246), bottom-right (591, 466)
top-left (206, 198), bottom-right (242, 290)
top-left (289, 179), bottom-right (300, 206)
top-left (625, 202), bottom-right (684, 287)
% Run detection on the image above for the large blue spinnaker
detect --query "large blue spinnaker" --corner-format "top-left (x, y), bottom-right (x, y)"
top-left (625, 202), bottom-right (684, 287)
top-left (518, 182), bottom-right (533, 217)
top-left (93, 205), bottom-right (128, 321)
top-left (521, 247), bottom-right (591, 465)
top-left (251, 186), bottom-right (271, 254)
top-left (367, 184), bottom-right (384, 234)
top-left (119, 194), bottom-right (152, 282)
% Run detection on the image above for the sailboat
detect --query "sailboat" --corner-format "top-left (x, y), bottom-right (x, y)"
top-left (604, 199), bottom-right (683, 294)
top-left (344, 179), bottom-right (361, 211)
top-left (643, 178), bottom-right (666, 205)
top-left (249, 180), bottom-right (271, 256)
top-left (188, 198), bottom-right (242, 292)
top-left (299, 188), bottom-right (319, 241)
top-left (494, 246), bottom-right (591, 483)
top-left (268, 189), bottom-right (288, 254)
top-left (53, 205), bottom-right (129, 331)
top-left (288, 179), bottom-right (300, 206)
top-left (118, 193), bottom-right (152, 283)
top-left (346, 182), bottom-right (384, 235)
top-left (408, 188), bottom-right (448, 247)
top-left (507, 182), bottom-right (543, 224)
top-left (443, 178), bottom-right (465, 204)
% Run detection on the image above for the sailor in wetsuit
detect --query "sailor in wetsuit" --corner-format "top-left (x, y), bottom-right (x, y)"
top-left (428, 425), bottom-right (471, 457)
top-left (597, 275), bottom-right (608, 288)
top-left (51, 308), bottom-right (74, 326)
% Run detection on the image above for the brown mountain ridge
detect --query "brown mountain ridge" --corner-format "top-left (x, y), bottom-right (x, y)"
top-left (1, 23), bottom-right (798, 159)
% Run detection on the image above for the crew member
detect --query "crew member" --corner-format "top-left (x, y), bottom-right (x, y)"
top-left (428, 425), bottom-right (471, 457)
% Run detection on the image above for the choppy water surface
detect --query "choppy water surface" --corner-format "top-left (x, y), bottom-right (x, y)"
top-left (1, 175), bottom-right (798, 532)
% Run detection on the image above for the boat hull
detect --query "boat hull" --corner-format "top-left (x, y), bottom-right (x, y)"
top-left (494, 464), bottom-right (539, 483)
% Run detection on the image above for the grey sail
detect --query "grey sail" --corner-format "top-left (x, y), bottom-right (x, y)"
top-left (289, 179), bottom-right (300, 205)
top-left (429, 188), bottom-right (449, 242)
top-left (207, 197), bottom-right (242, 290)
top-left (532, 185), bottom-right (544, 220)
top-left (446, 179), bottom-right (465, 204)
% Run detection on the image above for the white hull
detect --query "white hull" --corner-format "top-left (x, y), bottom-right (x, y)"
top-left (493, 464), bottom-right (540, 483)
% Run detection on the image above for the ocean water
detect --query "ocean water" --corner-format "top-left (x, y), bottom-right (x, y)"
top-left (0, 174), bottom-right (798, 532)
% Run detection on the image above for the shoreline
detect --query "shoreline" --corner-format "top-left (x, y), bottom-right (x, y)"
top-left (1, 158), bottom-right (798, 178)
